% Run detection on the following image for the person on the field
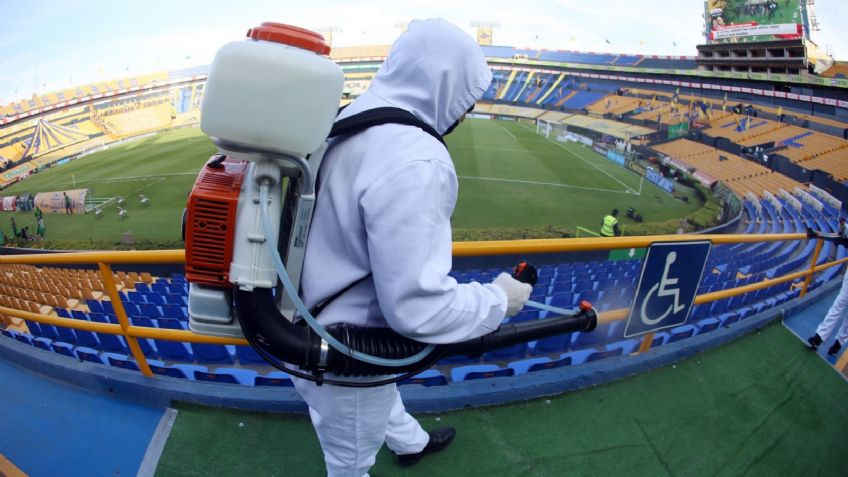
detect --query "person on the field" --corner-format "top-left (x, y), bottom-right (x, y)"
top-left (600, 208), bottom-right (621, 237)
top-left (294, 18), bottom-right (531, 477)
top-left (64, 192), bottom-right (72, 214)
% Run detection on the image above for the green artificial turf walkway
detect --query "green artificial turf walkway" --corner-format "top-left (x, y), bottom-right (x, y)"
top-left (155, 322), bottom-right (848, 476)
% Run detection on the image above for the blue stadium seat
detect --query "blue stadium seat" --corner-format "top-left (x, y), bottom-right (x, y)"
top-left (101, 301), bottom-right (115, 315)
top-left (76, 346), bottom-right (105, 364)
top-left (194, 368), bottom-right (257, 386)
top-left (96, 333), bottom-right (127, 353)
top-left (696, 318), bottom-right (721, 334)
top-left (450, 364), bottom-right (514, 382)
top-left (55, 325), bottom-right (77, 345)
top-left (719, 312), bottom-right (739, 327)
top-left (51, 341), bottom-right (76, 358)
top-left (139, 303), bottom-right (162, 319)
top-left (190, 343), bottom-right (235, 364)
top-left (56, 308), bottom-right (72, 319)
top-left (236, 345), bottom-right (267, 365)
top-left (483, 342), bottom-right (527, 361)
top-left (106, 354), bottom-right (140, 371)
top-left (33, 337), bottom-right (52, 351)
top-left (559, 348), bottom-right (596, 366)
top-left (508, 355), bottom-right (573, 374)
top-left (122, 302), bottom-right (141, 317)
top-left (165, 294), bottom-right (186, 306)
top-left (134, 283), bottom-right (150, 293)
top-left (86, 299), bottom-right (104, 314)
top-left (586, 346), bottom-right (624, 362)
top-left (399, 369), bottom-right (448, 387)
top-left (71, 309), bottom-right (89, 320)
top-left (144, 293), bottom-right (165, 305)
top-left (14, 333), bottom-right (33, 346)
top-left (667, 324), bottom-right (697, 344)
top-left (255, 371), bottom-right (294, 387)
top-left (127, 291), bottom-right (145, 303)
top-left (529, 333), bottom-right (572, 356)
top-left (147, 360), bottom-right (206, 379)
top-left (161, 304), bottom-right (188, 321)
top-left (154, 340), bottom-right (194, 362)
top-left (75, 330), bottom-right (100, 348)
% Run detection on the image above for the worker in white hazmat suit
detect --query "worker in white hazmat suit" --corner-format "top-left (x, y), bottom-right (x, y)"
top-left (293, 18), bottom-right (532, 477)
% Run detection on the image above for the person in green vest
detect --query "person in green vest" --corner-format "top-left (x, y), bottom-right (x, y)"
top-left (600, 209), bottom-right (621, 237)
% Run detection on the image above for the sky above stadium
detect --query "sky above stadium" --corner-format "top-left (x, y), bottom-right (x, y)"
top-left (2, 0), bottom-right (847, 104)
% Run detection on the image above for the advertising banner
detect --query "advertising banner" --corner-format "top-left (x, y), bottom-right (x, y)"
top-left (34, 189), bottom-right (89, 215)
top-left (645, 168), bottom-right (675, 194)
top-left (606, 150), bottom-right (626, 167)
top-left (0, 196), bottom-right (17, 211)
top-left (706, 0), bottom-right (803, 44)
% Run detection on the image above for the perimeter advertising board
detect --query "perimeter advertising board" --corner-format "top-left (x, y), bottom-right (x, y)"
top-left (706, 0), bottom-right (804, 44)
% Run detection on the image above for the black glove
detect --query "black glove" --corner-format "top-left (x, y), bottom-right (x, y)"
top-left (512, 261), bottom-right (538, 286)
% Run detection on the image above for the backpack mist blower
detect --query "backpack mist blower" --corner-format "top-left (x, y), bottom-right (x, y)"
top-left (183, 22), bottom-right (597, 387)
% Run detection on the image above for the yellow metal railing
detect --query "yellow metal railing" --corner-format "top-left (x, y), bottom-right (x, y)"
top-left (2, 232), bottom-right (847, 375)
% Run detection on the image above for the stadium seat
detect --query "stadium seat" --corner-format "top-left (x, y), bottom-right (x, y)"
top-left (509, 357), bottom-right (566, 374)
top-left (55, 325), bottom-right (77, 345)
top-left (14, 333), bottom-right (33, 346)
top-left (529, 333), bottom-right (572, 356)
top-left (236, 345), bottom-right (267, 365)
top-left (586, 346), bottom-right (624, 362)
top-left (161, 304), bottom-right (188, 321)
top-left (96, 333), bottom-right (127, 353)
top-left (71, 309), bottom-right (88, 320)
top-left (76, 346), bottom-right (105, 364)
top-left (154, 340), bottom-right (194, 362)
top-left (32, 337), bottom-right (52, 351)
top-left (75, 330), bottom-right (100, 348)
top-left (254, 371), bottom-right (294, 387)
top-left (147, 360), bottom-right (206, 380)
top-left (399, 369), bottom-right (448, 387)
top-left (51, 341), bottom-right (76, 358)
top-left (106, 354), bottom-right (139, 371)
top-left (667, 324), bottom-right (697, 344)
top-left (696, 318), bottom-right (721, 334)
top-left (190, 343), bottom-right (235, 364)
top-left (483, 342), bottom-right (527, 361)
top-left (450, 364), bottom-right (514, 382)
top-left (194, 368), bottom-right (257, 386)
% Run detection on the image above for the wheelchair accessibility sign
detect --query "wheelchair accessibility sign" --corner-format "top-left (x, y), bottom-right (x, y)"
top-left (624, 241), bottom-right (711, 338)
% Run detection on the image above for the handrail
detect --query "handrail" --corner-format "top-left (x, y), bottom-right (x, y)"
top-left (1, 232), bottom-right (845, 375)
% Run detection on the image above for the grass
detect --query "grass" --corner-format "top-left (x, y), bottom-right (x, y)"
top-left (0, 120), bottom-right (706, 249)
top-left (155, 322), bottom-right (848, 476)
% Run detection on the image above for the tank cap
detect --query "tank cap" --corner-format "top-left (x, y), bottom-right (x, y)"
top-left (247, 22), bottom-right (331, 55)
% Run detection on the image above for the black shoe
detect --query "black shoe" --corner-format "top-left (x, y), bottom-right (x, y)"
top-left (808, 334), bottom-right (823, 350)
top-left (396, 427), bottom-right (456, 467)
top-left (827, 340), bottom-right (842, 357)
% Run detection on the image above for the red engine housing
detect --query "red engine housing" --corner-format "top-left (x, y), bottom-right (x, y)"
top-left (184, 155), bottom-right (249, 287)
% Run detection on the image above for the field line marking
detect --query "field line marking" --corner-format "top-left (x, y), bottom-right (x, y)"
top-left (458, 175), bottom-right (634, 195)
top-left (519, 123), bottom-right (638, 193)
top-left (500, 125), bottom-right (517, 140)
top-left (27, 172), bottom-right (196, 189)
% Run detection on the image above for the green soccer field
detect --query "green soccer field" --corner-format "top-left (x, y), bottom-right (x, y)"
top-left (0, 119), bottom-right (703, 249)
top-left (448, 119), bottom-right (701, 233)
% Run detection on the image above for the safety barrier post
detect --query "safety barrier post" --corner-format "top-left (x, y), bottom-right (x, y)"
top-left (836, 349), bottom-right (848, 373)
top-left (637, 332), bottom-right (655, 353)
top-left (98, 263), bottom-right (153, 377)
top-left (800, 239), bottom-right (824, 297)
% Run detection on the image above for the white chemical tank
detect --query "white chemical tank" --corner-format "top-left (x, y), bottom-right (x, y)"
top-left (201, 22), bottom-right (344, 158)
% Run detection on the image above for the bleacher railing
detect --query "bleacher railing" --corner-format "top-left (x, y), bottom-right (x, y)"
top-left (2, 233), bottom-right (848, 376)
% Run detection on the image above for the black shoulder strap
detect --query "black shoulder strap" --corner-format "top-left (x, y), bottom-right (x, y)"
top-left (308, 107), bottom-right (444, 318)
top-left (328, 106), bottom-right (446, 148)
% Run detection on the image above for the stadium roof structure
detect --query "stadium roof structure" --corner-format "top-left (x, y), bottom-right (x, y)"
top-left (21, 118), bottom-right (90, 159)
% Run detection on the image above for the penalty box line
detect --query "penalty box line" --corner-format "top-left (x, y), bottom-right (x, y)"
top-left (520, 123), bottom-right (640, 195)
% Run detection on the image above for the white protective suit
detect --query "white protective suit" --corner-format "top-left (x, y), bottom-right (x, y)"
top-left (292, 18), bottom-right (505, 477)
